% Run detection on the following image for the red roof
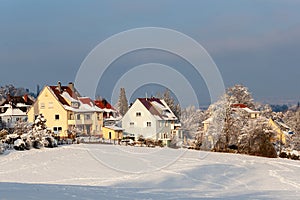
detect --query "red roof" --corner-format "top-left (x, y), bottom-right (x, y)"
top-left (79, 97), bottom-right (93, 106)
top-left (138, 97), bottom-right (164, 118)
top-left (49, 85), bottom-right (78, 106)
top-left (231, 103), bottom-right (247, 108)
top-left (95, 99), bottom-right (113, 109)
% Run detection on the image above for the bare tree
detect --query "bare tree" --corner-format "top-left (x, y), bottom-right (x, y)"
top-left (157, 89), bottom-right (181, 118)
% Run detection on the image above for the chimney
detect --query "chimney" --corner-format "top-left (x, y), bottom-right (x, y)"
top-left (57, 81), bottom-right (62, 93)
top-left (6, 93), bottom-right (11, 103)
top-left (68, 82), bottom-right (75, 97)
top-left (23, 94), bottom-right (28, 103)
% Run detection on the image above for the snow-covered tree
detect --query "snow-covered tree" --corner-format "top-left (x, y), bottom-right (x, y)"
top-left (202, 95), bottom-right (229, 150)
top-left (117, 88), bottom-right (128, 116)
top-left (226, 84), bottom-right (255, 109)
top-left (260, 104), bottom-right (273, 119)
top-left (180, 105), bottom-right (204, 139)
top-left (238, 118), bottom-right (277, 158)
top-left (283, 109), bottom-right (300, 151)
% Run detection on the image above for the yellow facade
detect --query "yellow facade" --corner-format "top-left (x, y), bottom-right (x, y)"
top-left (268, 118), bottom-right (287, 144)
top-left (28, 84), bottom-right (105, 137)
top-left (27, 86), bottom-right (69, 137)
top-left (102, 126), bottom-right (123, 140)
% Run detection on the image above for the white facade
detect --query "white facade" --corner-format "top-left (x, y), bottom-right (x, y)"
top-left (0, 104), bottom-right (27, 129)
top-left (121, 98), bottom-right (178, 140)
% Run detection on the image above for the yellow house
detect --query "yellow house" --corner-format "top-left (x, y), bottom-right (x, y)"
top-left (27, 82), bottom-right (103, 137)
top-left (268, 118), bottom-right (289, 145)
top-left (102, 126), bottom-right (124, 141)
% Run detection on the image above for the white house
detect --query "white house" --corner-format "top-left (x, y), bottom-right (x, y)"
top-left (0, 104), bottom-right (27, 129)
top-left (0, 94), bottom-right (34, 129)
top-left (121, 97), bottom-right (179, 142)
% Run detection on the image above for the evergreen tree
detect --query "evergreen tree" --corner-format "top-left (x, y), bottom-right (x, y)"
top-left (117, 88), bottom-right (129, 116)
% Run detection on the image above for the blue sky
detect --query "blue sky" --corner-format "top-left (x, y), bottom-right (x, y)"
top-left (1, 0), bottom-right (300, 106)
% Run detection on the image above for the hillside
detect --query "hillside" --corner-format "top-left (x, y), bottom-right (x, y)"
top-left (0, 144), bottom-right (300, 199)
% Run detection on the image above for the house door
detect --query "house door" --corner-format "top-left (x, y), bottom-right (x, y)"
top-left (109, 132), bottom-right (112, 140)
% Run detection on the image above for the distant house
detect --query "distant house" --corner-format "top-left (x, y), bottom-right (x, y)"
top-left (121, 97), bottom-right (179, 144)
top-left (0, 94), bottom-right (34, 129)
top-left (268, 118), bottom-right (292, 145)
top-left (202, 117), bottom-right (213, 133)
top-left (231, 104), bottom-right (260, 119)
top-left (27, 82), bottom-right (103, 137)
top-left (102, 126), bottom-right (124, 142)
top-left (95, 99), bottom-right (121, 126)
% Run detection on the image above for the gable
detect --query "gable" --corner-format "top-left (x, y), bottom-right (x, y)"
top-left (27, 86), bottom-right (67, 115)
top-left (123, 99), bottom-right (157, 121)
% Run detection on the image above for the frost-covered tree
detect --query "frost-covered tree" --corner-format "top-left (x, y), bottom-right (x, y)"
top-left (203, 85), bottom-right (259, 152)
top-left (283, 109), bottom-right (300, 151)
top-left (117, 88), bottom-right (128, 116)
top-left (180, 105), bottom-right (204, 139)
top-left (226, 84), bottom-right (255, 109)
top-left (203, 98), bottom-right (226, 150)
top-left (260, 104), bottom-right (273, 119)
top-left (238, 118), bottom-right (277, 158)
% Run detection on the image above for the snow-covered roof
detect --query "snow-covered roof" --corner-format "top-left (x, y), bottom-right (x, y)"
top-left (48, 86), bottom-right (103, 113)
top-left (0, 104), bottom-right (10, 108)
top-left (104, 116), bottom-right (122, 121)
top-left (0, 107), bottom-right (26, 117)
top-left (61, 91), bottom-right (78, 103)
top-left (241, 107), bottom-right (260, 114)
top-left (104, 125), bottom-right (124, 131)
top-left (16, 103), bottom-right (31, 108)
top-left (103, 108), bottom-right (116, 113)
top-left (202, 117), bottom-right (213, 124)
top-left (137, 98), bottom-right (177, 121)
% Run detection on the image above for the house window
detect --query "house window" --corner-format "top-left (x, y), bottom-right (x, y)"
top-left (77, 114), bottom-right (81, 120)
top-left (53, 127), bottom-right (62, 132)
top-left (160, 121), bottom-right (163, 127)
top-left (147, 122), bottom-right (151, 127)
top-left (48, 102), bottom-right (54, 109)
top-left (69, 113), bottom-right (74, 120)
top-left (165, 121), bottom-right (169, 127)
top-left (130, 122), bottom-right (134, 127)
top-left (71, 102), bottom-right (80, 108)
top-left (85, 114), bottom-right (91, 120)
top-left (136, 112), bottom-right (141, 117)
top-left (55, 114), bottom-right (59, 120)
top-left (40, 103), bottom-right (45, 109)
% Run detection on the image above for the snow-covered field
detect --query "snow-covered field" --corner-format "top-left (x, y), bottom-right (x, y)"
top-left (1, 144), bottom-right (300, 200)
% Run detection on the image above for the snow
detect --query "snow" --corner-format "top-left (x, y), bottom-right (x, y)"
top-left (152, 101), bottom-right (166, 110)
top-left (241, 107), bottom-right (260, 114)
top-left (1, 144), bottom-right (300, 199)
top-left (0, 106), bottom-right (26, 117)
top-left (104, 125), bottom-right (124, 131)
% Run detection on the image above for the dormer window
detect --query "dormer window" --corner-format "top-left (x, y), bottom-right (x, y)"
top-left (71, 102), bottom-right (80, 108)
